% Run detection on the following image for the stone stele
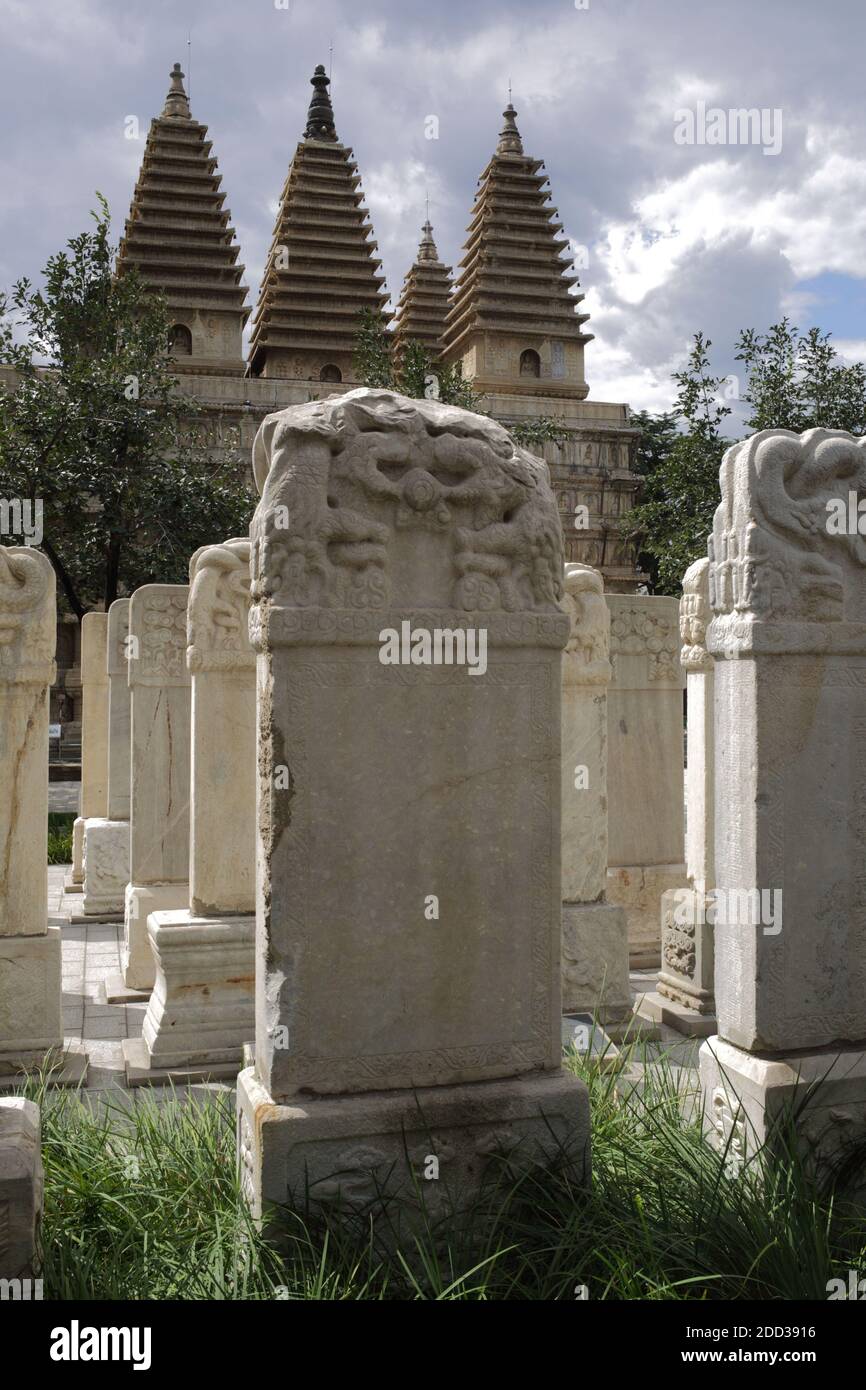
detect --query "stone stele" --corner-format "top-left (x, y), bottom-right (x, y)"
top-left (122, 585), bottom-right (191, 991)
top-left (0, 547), bottom-right (64, 1077)
top-left (640, 557), bottom-right (716, 1036)
top-left (0, 1097), bottom-right (43, 1279)
top-left (560, 562), bottom-right (630, 1025)
top-left (699, 428), bottom-right (866, 1166)
top-left (237, 389), bottom-right (590, 1223)
top-left (126, 539), bottom-right (255, 1083)
top-left (605, 592), bottom-right (687, 966)
top-left (82, 599), bottom-right (130, 918)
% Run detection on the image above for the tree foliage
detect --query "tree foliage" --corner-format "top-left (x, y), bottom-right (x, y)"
top-left (0, 198), bottom-right (253, 617)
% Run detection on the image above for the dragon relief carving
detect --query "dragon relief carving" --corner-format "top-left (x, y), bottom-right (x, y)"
top-left (680, 557), bottom-right (713, 672)
top-left (562, 562), bottom-right (611, 684)
top-left (249, 389), bottom-right (564, 614)
top-left (710, 428), bottom-right (866, 627)
top-left (187, 538), bottom-right (254, 669)
top-left (0, 546), bottom-right (55, 681)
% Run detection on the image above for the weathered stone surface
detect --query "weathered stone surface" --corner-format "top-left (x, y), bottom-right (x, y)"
top-left (652, 560), bottom-right (716, 1028)
top-left (123, 585), bottom-right (190, 990)
top-left (82, 819), bottom-right (130, 918)
top-left (187, 538), bottom-right (255, 916)
top-left (561, 902), bottom-right (632, 1021)
top-left (606, 863), bottom-right (686, 967)
top-left (0, 547), bottom-right (62, 1076)
top-left (83, 600), bottom-right (131, 916)
top-left (561, 563), bottom-right (611, 903)
top-left (606, 594), bottom-right (685, 869)
top-left (79, 612), bottom-right (109, 821)
top-left (106, 599), bottom-right (131, 822)
top-left (0, 1097), bottom-right (43, 1278)
top-left (240, 389), bottom-right (588, 1210)
top-left (130, 910), bottom-right (254, 1073)
top-left (560, 563), bottom-right (631, 1024)
top-left (701, 428), bottom-right (866, 1164)
top-left (238, 1065), bottom-right (590, 1224)
top-left (0, 547), bottom-right (55, 939)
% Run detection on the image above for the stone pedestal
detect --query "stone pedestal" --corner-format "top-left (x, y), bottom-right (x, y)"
top-left (125, 910), bottom-right (254, 1084)
top-left (606, 593), bottom-right (686, 967)
top-left (0, 548), bottom-right (64, 1077)
top-left (699, 429), bottom-right (866, 1171)
top-left (130, 540), bottom-right (255, 1081)
top-left (122, 586), bottom-right (190, 990)
top-left (238, 390), bottom-right (590, 1224)
top-left (560, 563), bottom-right (631, 1027)
top-left (83, 600), bottom-right (130, 918)
top-left (639, 560), bottom-right (717, 1034)
top-left (0, 1098), bottom-right (43, 1279)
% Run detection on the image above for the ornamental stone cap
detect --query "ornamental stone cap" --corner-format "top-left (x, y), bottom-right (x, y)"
top-left (106, 598), bottom-right (130, 678)
top-left (249, 388), bottom-right (568, 644)
top-left (680, 557), bottom-right (712, 672)
top-left (0, 546), bottom-right (56, 686)
top-left (187, 537), bottom-right (254, 670)
top-left (709, 428), bottom-right (866, 654)
top-left (305, 63), bottom-right (337, 142)
top-left (162, 61), bottom-right (191, 120)
top-left (128, 584), bottom-right (190, 687)
top-left (562, 562), bottom-right (611, 685)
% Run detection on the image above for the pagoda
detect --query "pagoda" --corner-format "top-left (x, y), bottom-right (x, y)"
top-left (117, 63), bottom-right (249, 376)
top-left (247, 65), bottom-right (390, 384)
top-left (442, 103), bottom-right (592, 399)
top-left (391, 219), bottom-right (453, 369)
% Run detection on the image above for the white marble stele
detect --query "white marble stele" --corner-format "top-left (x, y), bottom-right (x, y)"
top-left (640, 559), bottom-right (716, 1036)
top-left (70, 612), bottom-right (109, 892)
top-left (237, 390), bottom-right (590, 1226)
top-left (83, 599), bottom-right (130, 919)
top-left (0, 1097), bottom-right (43, 1278)
top-left (699, 429), bottom-right (866, 1169)
top-left (0, 547), bottom-right (67, 1081)
top-left (560, 563), bottom-right (631, 1027)
top-left (122, 585), bottom-right (190, 991)
top-left (125, 540), bottom-right (256, 1084)
top-left (604, 593), bottom-right (687, 967)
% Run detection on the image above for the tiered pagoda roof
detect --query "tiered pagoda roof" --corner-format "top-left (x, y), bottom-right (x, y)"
top-left (391, 220), bottom-right (453, 365)
top-left (117, 63), bottom-right (249, 374)
top-left (443, 103), bottom-right (592, 361)
top-left (247, 64), bottom-right (390, 379)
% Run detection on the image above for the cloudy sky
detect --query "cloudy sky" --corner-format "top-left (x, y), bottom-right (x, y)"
top-left (1, 0), bottom-right (864, 417)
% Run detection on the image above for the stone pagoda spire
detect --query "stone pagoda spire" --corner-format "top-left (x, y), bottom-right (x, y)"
top-left (442, 100), bottom-right (593, 399)
top-left (247, 64), bottom-right (390, 383)
top-left (391, 219), bottom-right (453, 368)
top-left (117, 63), bottom-right (249, 376)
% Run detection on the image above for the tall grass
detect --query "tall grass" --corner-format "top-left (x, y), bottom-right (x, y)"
top-left (47, 811), bottom-right (75, 865)
top-left (24, 1043), bottom-right (866, 1301)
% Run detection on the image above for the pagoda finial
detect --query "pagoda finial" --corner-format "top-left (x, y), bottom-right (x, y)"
top-left (163, 61), bottom-right (191, 119)
top-left (418, 218), bottom-right (439, 264)
top-left (497, 102), bottom-right (523, 155)
top-left (305, 63), bottom-right (337, 141)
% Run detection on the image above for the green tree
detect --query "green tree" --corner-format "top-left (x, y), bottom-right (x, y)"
top-left (734, 318), bottom-right (866, 434)
top-left (0, 197), bottom-right (253, 618)
top-left (623, 334), bottom-right (732, 594)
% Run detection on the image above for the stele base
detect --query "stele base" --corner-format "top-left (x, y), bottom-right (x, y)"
top-left (237, 1065), bottom-right (590, 1233)
top-left (122, 908), bottom-right (254, 1085)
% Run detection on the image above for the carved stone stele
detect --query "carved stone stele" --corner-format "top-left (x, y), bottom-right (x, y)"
top-left (701, 430), bottom-right (866, 1167)
top-left (0, 547), bottom-right (63, 1073)
top-left (126, 544), bottom-right (256, 1081)
top-left (560, 563), bottom-right (631, 1023)
top-left (187, 539), bottom-right (255, 916)
top-left (123, 585), bottom-right (191, 991)
top-left (605, 592), bottom-right (686, 966)
top-left (0, 1098), bottom-right (43, 1279)
top-left (238, 389), bottom-right (589, 1222)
